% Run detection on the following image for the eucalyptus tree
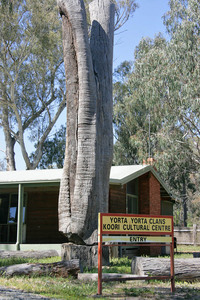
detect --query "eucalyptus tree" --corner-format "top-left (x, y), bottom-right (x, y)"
top-left (113, 0), bottom-right (200, 226)
top-left (0, 0), bottom-right (65, 170)
top-left (113, 37), bottom-right (197, 225)
top-left (162, 0), bottom-right (200, 165)
top-left (113, 35), bottom-right (168, 165)
top-left (159, 0), bottom-right (200, 225)
top-left (153, 124), bottom-right (197, 226)
top-left (36, 125), bottom-right (66, 169)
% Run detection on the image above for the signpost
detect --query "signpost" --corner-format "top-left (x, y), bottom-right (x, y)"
top-left (98, 213), bottom-right (175, 295)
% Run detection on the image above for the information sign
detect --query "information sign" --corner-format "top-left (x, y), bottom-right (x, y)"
top-left (98, 213), bottom-right (175, 296)
top-left (101, 214), bottom-right (173, 234)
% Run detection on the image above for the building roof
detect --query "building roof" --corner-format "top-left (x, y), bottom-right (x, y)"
top-left (110, 165), bottom-right (152, 184)
top-left (0, 165), bottom-right (173, 199)
top-left (110, 165), bottom-right (174, 200)
top-left (0, 168), bottom-right (63, 184)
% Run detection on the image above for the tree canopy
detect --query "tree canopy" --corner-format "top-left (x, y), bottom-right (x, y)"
top-left (0, 0), bottom-right (65, 170)
top-left (0, 0), bottom-right (137, 171)
top-left (36, 125), bottom-right (66, 169)
top-left (113, 0), bottom-right (200, 226)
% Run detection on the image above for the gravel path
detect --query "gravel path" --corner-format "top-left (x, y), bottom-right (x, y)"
top-left (0, 251), bottom-right (61, 299)
top-left (0, 285), bottom-right (57, 300)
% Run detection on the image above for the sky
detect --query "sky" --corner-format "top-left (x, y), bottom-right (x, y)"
top-left (113, 0), bottom-right (169, 68)
top-left (0, 0), bottom-right (170, 170)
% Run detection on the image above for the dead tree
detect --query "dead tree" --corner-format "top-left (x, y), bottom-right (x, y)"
top-left (57, 0), bottom-right (115, 244)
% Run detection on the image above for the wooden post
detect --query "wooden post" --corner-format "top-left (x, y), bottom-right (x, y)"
top-left (193, 224), bottom-right (197, 246)
top-left (98, 213), bottom-right (103, 295)
top-left (170, 237), bottom-right (175, 292)
top-left (170, 216), bottom-right (175, 292)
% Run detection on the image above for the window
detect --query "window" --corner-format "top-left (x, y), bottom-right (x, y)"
top-left (127, 194), bottom-right (138, 214)
top-left (122, 179), bottom-right (139, 257)
top-left (0, 193), bottom-right (26, 243)
top-left (0, 194), bottom-right (9, 224)
top-left (126, 179), bottom-right (138, 214)
top-left (9, 194), bottom-right (18, 223)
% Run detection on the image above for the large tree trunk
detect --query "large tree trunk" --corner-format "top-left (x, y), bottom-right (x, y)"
top-left (90, 0), bottom-right (114, 216)
top-left (57, 0), bottom-right (114, 244)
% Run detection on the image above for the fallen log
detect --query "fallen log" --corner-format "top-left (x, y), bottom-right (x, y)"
top-left (0, 259), bottom-right (81, 278)
top-left (0, 250), bottom-right (59, 259)
top-left (131, 257), bottom-right (200, 281)
top-left (78, 273), bottom-right (149, 281)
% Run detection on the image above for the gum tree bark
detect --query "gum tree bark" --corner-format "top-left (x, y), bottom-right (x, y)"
top-left (57, 0), bottom-right (114, 244)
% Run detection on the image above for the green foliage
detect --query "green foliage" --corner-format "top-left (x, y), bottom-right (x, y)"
top-left (0, 0), bottom-right (138, 170)
top-left (0, 257), bottom-right (27, 267)
top-left (36, 125), bottom-right (66, 169)
top-left (0, 0), bottom-right (65, 169)
top-left (114, 0), bottom-right (138, 30)
top-left (84, 256), bottom-right (131, 274)
top-left (113, 0), bottom-right (200, 226)
top-left (110, 256), bottom-right (131, 267)
top-left (109, 256), bottom-right (131, 273)
top-left (113, 35), bottom-right (168, 165)
top-left (176, 244), bottom-right (200, 253)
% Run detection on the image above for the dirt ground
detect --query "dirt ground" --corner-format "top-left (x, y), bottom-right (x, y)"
top-left (95, 281), bottom-right (200, 299)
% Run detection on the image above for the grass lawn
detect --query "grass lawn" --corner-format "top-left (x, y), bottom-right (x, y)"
top-left (0, 274), bottom-right (200, 299)
top-left (0, 245), bottom-right (199, 299)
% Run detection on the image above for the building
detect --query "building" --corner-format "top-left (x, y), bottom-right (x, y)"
top-left (109, 165), bottom-right (174, 256)
top-left (0, 165), bottom-right (174, 253)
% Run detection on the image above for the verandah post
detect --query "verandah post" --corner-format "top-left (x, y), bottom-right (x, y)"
top-left (16, 184), bottom-right (24, 250)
